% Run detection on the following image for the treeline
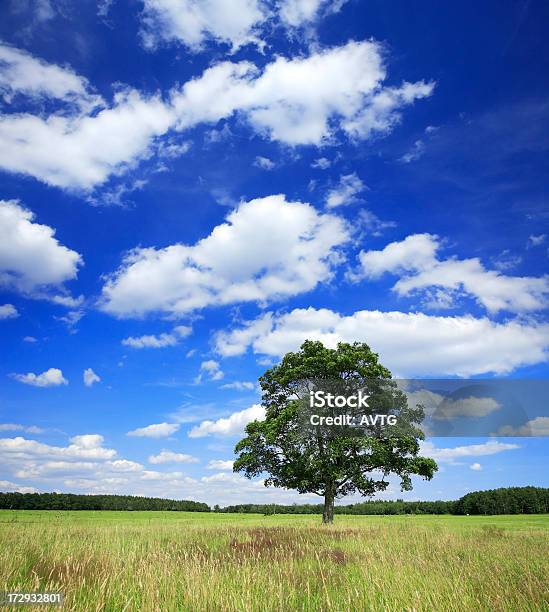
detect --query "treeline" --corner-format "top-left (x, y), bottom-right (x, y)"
top-left (220, 487), bottom-right (549, 516)
top-left (0, 492), bottom-right (209, 512)
top-left (1, 487), bottom-right (548, 515)
top-left (218, 500), bottom-right (454, 515)
top-left (453, 487), bottom-right (549, 515)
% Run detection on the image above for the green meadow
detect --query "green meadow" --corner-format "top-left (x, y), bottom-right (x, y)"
top-left (1, 511), bottom-right (548, 611)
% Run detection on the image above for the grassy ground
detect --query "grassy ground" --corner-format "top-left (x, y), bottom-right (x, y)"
top-left (0, 511), bottom-right (548, 611)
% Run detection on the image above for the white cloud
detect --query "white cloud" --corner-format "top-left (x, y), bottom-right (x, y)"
top-left (206, 459), bottom-right (234, 470)
top-left (0, 303), bottom-right (18, 319)
top-left (278, 0), bottom-right (348, 27)
top-left (406, 389), bottom-right (501, 422)
top-left (140, 0), bottom-right (349, 51)
top-left (0, 434), bottom-right (116, 461)
top-left (528, 234), bottom-right (546, 248)
top-left (221, 381), bottom-right (255, 391)
top-left (355, 209), bottom-right (396, 237)
top-left (188, 404), bottom-right (265, 437)
top-left (278, 0), bottom-right (325, 26)
top-left (0, 423), bottom-right (44, 434)
top-left (325, 172), bottom-right (365, 208)
top-left (148, 450), bottom-right (199, 464)
top-left (421, 440), bottom-right (519, 463)
top-left (0, 431), bottom-right (299, 505)
top-left (101, 194), bottom-right (348, 317)
top-left (127, 422), bottom-right (180, 438)
top-left (97, 0), bottom-right (114, 17)
top-left (356, 233), bottom-right (549, 314)
top-left (140, 0), bottom-right (266, 51)
top-left (199, 359), bottom-right (224, 381)
top-left (0, 89), bottom-right (175, 189)
top-left (122, 325), bottom-right (192, 348)
top-left (0, 43), bottom-right (102, 111)
top-left (399, 139), bottom-right (425, 163)
top-left (0, 480), bottom-right (39, 493)
top-left (469, 462), bottom-right (482, 471)
top-left (432, 396), bottom-right (501, 420)
top-left (214, 307), bottom-right (549, 376)
top-left (83, 368), bottom-right (100, 387)
top-left (0, 41), bottom-right (433, 190)
top-left (12, 367), bottom-right (68, 387)
top-left (253, 155), bottom-right (275, 170)
top-left (54, 308), bottom-right (84, 332)
top-left (311, 157), bottom-right (331, 169)
top-left (341, 80), bottom-right (435, 140)
top-left (496, 416), bottom-right (549, 436)
top-left (0, 200), bottom-right (82, 299)
top-left (171, 40), bottom-right (433, 146)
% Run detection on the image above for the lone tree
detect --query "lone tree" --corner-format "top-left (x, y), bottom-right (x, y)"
top-left (234, 340), bottom-right (437, 523)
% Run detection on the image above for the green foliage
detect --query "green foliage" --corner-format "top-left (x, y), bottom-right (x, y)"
top-left (454, 487), bottom-right (549, 515)
top-left (0, 492), bottom-right (209, 512)
top-left (219, 500), bottom-right (455, 515)
top-left (234, 340), bottom-right (438, 521)
top-left (1, 487), bottom-right (547, 515)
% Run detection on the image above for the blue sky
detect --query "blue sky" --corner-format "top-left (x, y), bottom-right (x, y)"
top-left (0, 0), bottom-right (548, 507)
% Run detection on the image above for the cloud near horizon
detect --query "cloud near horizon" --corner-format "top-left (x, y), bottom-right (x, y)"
top-left (214, 307), bottom-right (549, 376)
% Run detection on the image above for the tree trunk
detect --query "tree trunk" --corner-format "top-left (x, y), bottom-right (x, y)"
top-left (322, 486), bottom-right (335, 524)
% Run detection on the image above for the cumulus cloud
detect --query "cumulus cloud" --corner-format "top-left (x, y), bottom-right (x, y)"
top-left (421, 440), bottom-right (519, 463)
top-left (0, 41), bottom-right (433, 190)
top-left (214, 307), bottom-right (549, 376)
top-left (188, 404), bottom-right (265, 437)
top-left (253, 155), bottom-right (275, 170)
top-left (496, 416), bottom-right (549, 437)
top-left (432, 396), bottom-right (501, 420)
top-left (399, 139), bottom-right (425, 163)
top-left (172, 40), bottom-right (434, 146)
top-left (0, 433), bottom-right (169, 488)
top-left (140, 0), bottom-right (350, 51)
top-left (0, 200), bottom-right (82, 299)
top-left (127, 422), bottom-right (180, 438)
top-left (278, 0), bottom-right (331, 26)
top-left (0, 89), bottom-right (175, 190)
top-left (527, 234), bottom-right (546, 248)
top-left (0, 434), bottom-right (116, 461)
top-left (0, 43), bottom-right (102, 111)
top-left (140, 0), bottom-right (266, 51)
top-left (0, 423), bottom-right (44, 434)
top-left (356, 233), bottom-right (549, 314)
top-left (199, 360), bottom-right (224, 381)
top-left (83, 368), bottom-right (100, 387)
top-left (148, 450), bottom-right (199, 464)
top-left (122, 325), bottom-right (192, 348)
top-left (469, 462), bottom-right (482, 471)
top-left (221, 381), bottom-right (255, 391)
top-left (312, 157), bottom-right (331, 169)
top-left (325, 172), bottom-right (365, 208)
top-left (0, 480), bottom-right (39, 493)
top-left (12, 367), bottom-right (68, 387)
top-left (100, 195), bottom-right (348, 317)
top-left (0, 432), bottom-right (315, 505)
top-left (206, 459), bottom-right (234, 470)
top-left (0, 303), bottom-right (18, 319)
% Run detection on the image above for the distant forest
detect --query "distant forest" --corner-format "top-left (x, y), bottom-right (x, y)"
top-left (1, 487), bottom-right (548, 515)
top-left (0, 493), bottom-right (209, 512)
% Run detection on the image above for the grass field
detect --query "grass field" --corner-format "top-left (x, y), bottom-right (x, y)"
top-left (0, 511), bottom-right (548, 611)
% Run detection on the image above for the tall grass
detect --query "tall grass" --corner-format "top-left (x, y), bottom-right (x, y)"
top-left (0, 512), bottom-right (547, 611)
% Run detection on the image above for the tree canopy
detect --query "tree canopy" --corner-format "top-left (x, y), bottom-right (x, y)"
top-left (233, 340), bottom-right (438, 523)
